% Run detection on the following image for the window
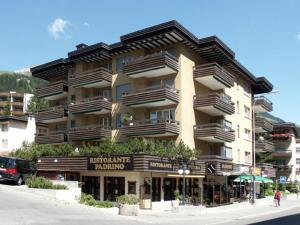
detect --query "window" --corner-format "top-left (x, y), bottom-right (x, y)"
top-left (244, 128), bottom-right (251, 141)
top-left (70, 120), bottom-right (76, 128)
top-left (116, 84), bottom-right (131, 101)
top-left (116, 114), bottom-right (126, 128)
top-left (243, 83), bottom-right (250, 97)
top-left (71, 95), bottom-right (76, 102)
top-left (237, 125), bottom-right (240, 138)
top-left (55, 124), bottom-right (66, 131)
top-left (116, 55), bottom-right (133, 72)
top-left (149, 78), bottom-right (175, 89)
top-left (2, 139), bottom-right (8, 148)
top-left (221, 147), bottom-right (232, 159)
top-left (237, 101), bottom-right (240, 114)
top-left (1, 124), bottom-right (8, 132)
top-left (150, 109), bottom-right (175, 123)
top-left (99, 117), bottom-right (112, 129)
top-left (222, 120), bottom-right (232, 130)
top-left (297, 158), bottom-right (300, 165)
top-left (245, 152), bottom-right (251, 164)
top-left (244, 105), bottom-right (250, 119)
top-left (296, 147), bottom-right (300, 153)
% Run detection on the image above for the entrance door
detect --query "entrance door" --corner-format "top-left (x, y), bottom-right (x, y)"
top-left (104, 177), bottom-right (125, 201)
top-left (152, 177), bottom-right (161, 202)
top-left (82, 176), bottom-right (100, 200)
top-left (163, 178), bottom-right (176, 201)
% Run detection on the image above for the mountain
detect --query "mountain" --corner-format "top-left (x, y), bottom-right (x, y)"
top-left (0, 71), bottom-right (47, 94)
top-left (256, 112), bottom-right (285, 124)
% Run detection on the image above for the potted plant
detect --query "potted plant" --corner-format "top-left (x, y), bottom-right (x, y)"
top-left (116, 194), bottom-right (139, 216)
top-left (172, 189), bottom-right (181, 207)
top-left (123, 113), bottom-right (133, 126)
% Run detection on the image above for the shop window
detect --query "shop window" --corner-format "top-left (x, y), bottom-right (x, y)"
top-left (128, 181), bottom-right (137, 194)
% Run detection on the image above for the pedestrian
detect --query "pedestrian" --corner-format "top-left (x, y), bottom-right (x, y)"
top-left (274, 190), bottom-right (281, 207)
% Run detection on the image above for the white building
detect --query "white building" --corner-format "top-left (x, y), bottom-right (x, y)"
top-left (0, 115), bottom-right (36, 156)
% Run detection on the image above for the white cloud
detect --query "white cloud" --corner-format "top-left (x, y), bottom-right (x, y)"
top-left (83, 22), bottom-right (90, 28)
top-left (48, 18), bottom-right (70, 40)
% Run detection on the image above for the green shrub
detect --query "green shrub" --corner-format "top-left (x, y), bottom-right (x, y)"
top-left (265, 188), bottom-right (274, 196)
top-left (26, 176), bottom-right (67, 190)
top-left (79, 193), bottom-right (114, 208)
top-left (116, 195), bottom-right (139, 205)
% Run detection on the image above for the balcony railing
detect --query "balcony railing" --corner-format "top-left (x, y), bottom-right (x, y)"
top-left (69, 96), bottom-right (112, 115)
top-left (123, 51), bottom-right (178, 78)
top-left (255, 118), bottom-right (273, 133)
top-left (255, 140), bottom-right (274, 152)
top-left (69, 67), bottom-right (112, 88)
top-left (254, 96), bottom-right (273, 113)
top-left (193, 63), bottom-right (235, 90)
top-left (122, 84), bottom-right (179, 108)
top-left (35, 80), bottom-right (68, 100)
top-left (35, 106), bottom-right (68, 123)
top-left (194, 123), bottom-right (235, 143)
top-left (122, 119), bottom-right (180, 137)
top-left (194, 92), bottom-right (235, 116)
top-left (35, 131), bottom-right (67, 144)
top-left (68, 125), bottom-right (111, 141)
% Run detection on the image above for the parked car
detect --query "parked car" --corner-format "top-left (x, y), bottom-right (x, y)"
top-left (0, 157), bottom-right (36, 185)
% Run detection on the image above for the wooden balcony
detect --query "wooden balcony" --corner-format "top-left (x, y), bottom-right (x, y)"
top-left (255, 118), bottom-right (273, 133)
top-left (194, 93), bottom-right (235, 116)
top-left (35, 106), bottom-right (68, 123)
top-left (69, 67), bottom-right (112, 88)
top-left (68, 126), bottom-right (111, 141)
top-left (35, 131), bottom-right (67, 144)
top-left (194, 123), bottom-right (235, 143)
top-left (272, 147), bottom-right (292, 156)
top-left (255, 140), bottom-right (274, 153)
top-left (123, 119), bottom-right (180, 137)
top-left (35, 81), bottom-right (68, 100)
top-left (193, 63), bottom-right (234, 90)
top-left (254, 96), bottom-right (273, 112)
top-left (69, 96), bottom-right (112, 115)
top-left (123, 51), bottom-right (178, 78)
top-left (122, 85), bottom-right (179, 108)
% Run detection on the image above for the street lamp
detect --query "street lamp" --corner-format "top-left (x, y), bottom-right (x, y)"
top-left (252, 90), bottom-right (279, 204)
top-left (178, 164), bottom-right (190, 205)
top-left (9, 91), bottom-right (16, 116)
top-left (222, 172), bottom-right (231, 204)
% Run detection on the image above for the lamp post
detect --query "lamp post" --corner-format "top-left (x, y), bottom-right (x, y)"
top-left (178, 164), bottom-right (190, 205)
top-left (9, 91), bottom-right (16, 116)
top-left (252, 90), bottom-right (279, 204)
top-left (222, 172), bottom-right (230, 204)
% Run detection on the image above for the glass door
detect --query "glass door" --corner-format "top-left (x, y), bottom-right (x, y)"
top-left (104, 177), bottom-right (125, 201)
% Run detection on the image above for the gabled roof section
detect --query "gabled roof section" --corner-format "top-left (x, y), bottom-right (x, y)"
top-left (31, 58), bottom-right (69, 80)
top-left (68, 42), bottom-right (111, 63)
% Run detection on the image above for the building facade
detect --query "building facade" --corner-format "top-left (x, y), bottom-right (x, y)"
top-left (0, 115), bottom-right (36, 156)
top-left (0, 92), bottom-right (33, 116)
top-left (31, 21), bottom-right (273, 204)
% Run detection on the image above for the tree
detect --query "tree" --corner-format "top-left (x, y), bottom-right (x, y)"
top-left (3, 101), bottom-right (11, 115)
top-left (27, 95), bottom-right (48, 114)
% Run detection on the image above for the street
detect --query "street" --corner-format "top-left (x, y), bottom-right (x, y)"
top-left (1, 184), bottom-right (300, 225)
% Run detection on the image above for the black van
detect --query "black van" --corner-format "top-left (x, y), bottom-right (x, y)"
top-left (0, 157), bottom-right (36, 185)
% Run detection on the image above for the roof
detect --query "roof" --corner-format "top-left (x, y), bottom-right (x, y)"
top-left (273, 122), bottom-right (298, 136)
top-left (31, 20), bottom-right (273, 94)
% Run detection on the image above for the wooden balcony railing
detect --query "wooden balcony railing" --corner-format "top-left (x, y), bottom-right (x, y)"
top-left (254, 96), bottom-right (273, 112)
top-left (69, 96), bottom-right (112, 115)
top-left (123, 51), bottom-right (178, 78)
top-left (68, 125), bottom-right (111, 141)
top-left (35, 131), bottom-right (67, 144)
top-left (122, 84), bottom-right (179, 107)
top-left (69, 67), bottom-right (112, 88)
top-left (255, 118), bottom-right (273, 133)
top-left (194, 123), bottom-right (235, 143)
top-left (193, 63), bottom-right (234, 90)
top-left (35, 80), bottom-right (68, 99)
top-left (255, 140), bottom-right (274, 152)
top-left (122, 119), bottom-right (180, 137)
top-left (194, 92), bottom-right (235, 116)
top-left (35, 106), bottom-right (68, 123)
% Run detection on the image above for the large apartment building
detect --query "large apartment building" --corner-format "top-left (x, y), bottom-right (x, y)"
top-left (31, 21), bottom-right (273, 204)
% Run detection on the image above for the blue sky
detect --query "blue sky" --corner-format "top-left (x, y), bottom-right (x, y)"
top-left (1, 0), bottom-right (300, 123)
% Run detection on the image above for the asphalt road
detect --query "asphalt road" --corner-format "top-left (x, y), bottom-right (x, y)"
top-left (1, 184), bottom-right (300, 225)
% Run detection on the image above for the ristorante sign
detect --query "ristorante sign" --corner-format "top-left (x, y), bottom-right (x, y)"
top-left (148, 161), bottom-right (174, 171)
top-left (88, 156), bottom-right (133, 171)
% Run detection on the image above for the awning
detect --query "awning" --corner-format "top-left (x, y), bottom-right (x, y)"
top-left (233, 175), bottom-right (273, 184)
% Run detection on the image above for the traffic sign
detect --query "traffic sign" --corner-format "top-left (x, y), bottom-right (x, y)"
top-left (279, 176), bottom-right (286, 183)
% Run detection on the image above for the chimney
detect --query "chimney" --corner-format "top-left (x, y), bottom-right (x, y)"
top-left (76, 43), bottom-right (88, 49)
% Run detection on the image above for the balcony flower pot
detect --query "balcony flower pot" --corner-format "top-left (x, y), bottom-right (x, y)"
top-left (116, 195), bottom-right (139, 216)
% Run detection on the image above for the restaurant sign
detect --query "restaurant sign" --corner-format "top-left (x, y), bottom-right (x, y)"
top-left (88, 156), bottom-right (133, 171)
top-left (221, 163), bottom-right (233, 170)
top-left (148, 161), bottom-right (174, 171)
